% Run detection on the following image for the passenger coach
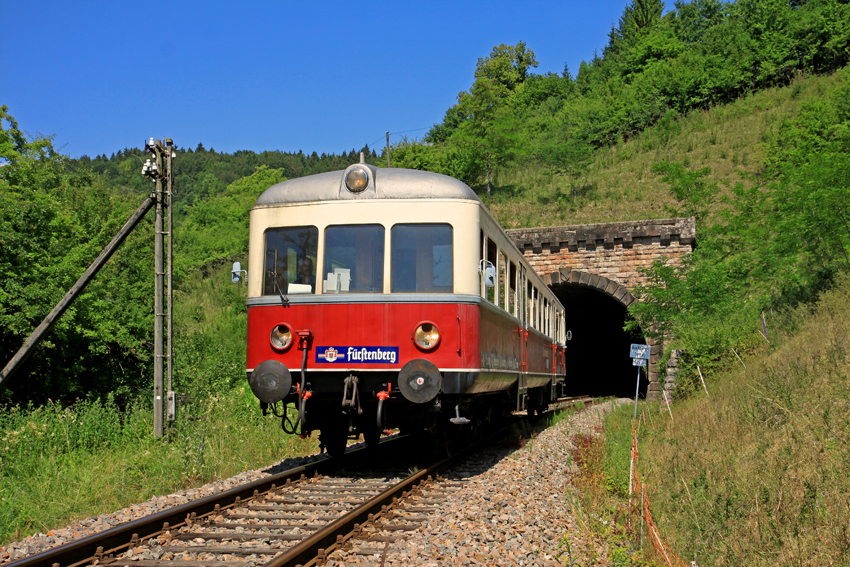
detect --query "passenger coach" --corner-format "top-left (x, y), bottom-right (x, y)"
top-left (240, 158), bottom-right (567, 455)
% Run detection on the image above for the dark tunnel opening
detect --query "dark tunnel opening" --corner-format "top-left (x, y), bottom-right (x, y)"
top-left (552, 284), bottom-right (648, 399)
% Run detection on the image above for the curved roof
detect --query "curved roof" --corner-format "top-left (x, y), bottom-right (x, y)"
top-left (254, 166), bottom-right (480, 207)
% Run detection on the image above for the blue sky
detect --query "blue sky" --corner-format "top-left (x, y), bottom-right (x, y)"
top-left (2, 1), bottom-right (632, 159)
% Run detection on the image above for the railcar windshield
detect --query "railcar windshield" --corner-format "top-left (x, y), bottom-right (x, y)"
top-left (323, 224), bottom-right (384, 293)
top-left (391, 224), bottom-right (453, 293)
top-left (263, 226), bottom-right (318, 295)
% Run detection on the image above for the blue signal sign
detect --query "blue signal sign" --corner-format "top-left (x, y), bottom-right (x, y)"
top-left (630, 344), bottom-right (651, 360)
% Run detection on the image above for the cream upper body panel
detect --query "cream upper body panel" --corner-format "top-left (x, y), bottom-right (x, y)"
top-left (247, 199), bottom-right (481, 298)
top-left (245, 165), bottom-right (564, 334)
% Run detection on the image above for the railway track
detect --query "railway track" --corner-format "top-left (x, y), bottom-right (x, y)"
top-left (8, 396), bottom-right (594, 567)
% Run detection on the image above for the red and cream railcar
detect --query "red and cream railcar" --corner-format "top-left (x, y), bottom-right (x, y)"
top-left (242, 161), bottom-right (566, 454)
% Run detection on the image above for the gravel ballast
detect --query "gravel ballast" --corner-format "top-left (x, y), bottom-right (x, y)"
top-left (337, 399), bottom-right (628, 566)
top-left (1, 399), bottom-right (628, 566)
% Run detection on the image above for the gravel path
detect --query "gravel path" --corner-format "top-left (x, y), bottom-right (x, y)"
top-left (344, 398), bottom-right (628, 567)
top-left (1, 399), bottom-right (627, 566)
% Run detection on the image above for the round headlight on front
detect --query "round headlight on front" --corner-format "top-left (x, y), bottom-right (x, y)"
top-left (345, 168), bottom-right (369, 193)
top-left (413, 322), bottom-right (441, 350)
top-left (270, 324), bottom-right (292, 350)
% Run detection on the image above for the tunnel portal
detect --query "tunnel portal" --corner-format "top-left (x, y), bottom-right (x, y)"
top-left (552, 284), bottom-right (647, 399)
top-left (508, 217), bottom-right (696, 400)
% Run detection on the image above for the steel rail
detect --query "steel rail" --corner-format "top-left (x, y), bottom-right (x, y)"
top-left (266, 398), bottom-right (598, 567)
top-left (6, 458), bottom-right (328, 567)
top-left (8, 396), bottom-right (598, 567)
top-left (264, 457), bottom-right (450, 567)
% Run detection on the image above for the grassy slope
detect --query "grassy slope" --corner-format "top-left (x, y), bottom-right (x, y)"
top-left (636, 275), bottom-right (850, 566)
top-left (484, 71), bottom-right (844, 229)
top-left (502, 69), bottom-right (850, 565)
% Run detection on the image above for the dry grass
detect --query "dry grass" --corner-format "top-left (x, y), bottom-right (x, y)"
top-left (637, 275), bottom-right (850, 566)
top-left (485, 72), bottom-right (845, 229)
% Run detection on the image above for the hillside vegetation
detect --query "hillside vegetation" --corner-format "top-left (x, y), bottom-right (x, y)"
top-left (393, 0), bottom-right (849, 200)
top-left (484, 70), bottom-right (846, 228)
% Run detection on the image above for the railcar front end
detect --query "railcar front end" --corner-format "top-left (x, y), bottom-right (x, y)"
top-left (241, 163), bottom-right (566, 455)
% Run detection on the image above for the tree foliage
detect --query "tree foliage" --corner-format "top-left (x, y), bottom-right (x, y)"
top-left (70, 144), bottom-right (380, 219)
top-left (0, 110), bottom-right (289, 406)
top-left (472, 41), bottom-right (539, 92)
top-left (417, 0), bottom-right (849, 194)
top-left (627, 68), bottom-right (850, 363)
top-left (1, 107), bottom-right (154, 403)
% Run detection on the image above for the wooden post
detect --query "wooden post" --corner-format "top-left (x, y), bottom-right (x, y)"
top-left (697, 366), bottom-right (709, 396)
top-left (662, 390), bottom-right (674, 421)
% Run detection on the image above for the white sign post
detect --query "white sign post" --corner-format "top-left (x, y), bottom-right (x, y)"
top-left (630, 344), bottom-right (651, 418)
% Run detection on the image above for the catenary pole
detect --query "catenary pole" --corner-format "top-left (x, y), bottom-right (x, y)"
top-left (386, 131), bottom-right (390, 168)
top-left (166, 139), bottom-right (175, 424)
top-left (0, 195), bottom-right (156, 389)
top-left (154, 141), bottom-right (165, 438)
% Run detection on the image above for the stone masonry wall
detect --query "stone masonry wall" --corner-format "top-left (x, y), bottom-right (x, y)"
top-left (506, 217), bottom-right (696, 290)
top-left (506, 218), bottom-right (696, 399)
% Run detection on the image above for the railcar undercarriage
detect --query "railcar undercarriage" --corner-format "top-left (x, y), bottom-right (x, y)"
top-left (254, 367), bottom-right (557, 457)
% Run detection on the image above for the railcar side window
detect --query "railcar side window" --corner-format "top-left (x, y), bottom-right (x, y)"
top-left (499, 251), bottom-right (508, 311)
top-left (509, 262), bottom-right (517, 316)
top-left (535, 289), bottom-right (541, 330)
top-left (323, 225), bottom-right (384, 293)
top-left (263, 226), bottom-right (319, 295)
top-left (479, 230), bottom-right (485, 298)
top-left (486, 238), bottom-right (497, 303)
top-left (391, 224), bottom-right (453, 293)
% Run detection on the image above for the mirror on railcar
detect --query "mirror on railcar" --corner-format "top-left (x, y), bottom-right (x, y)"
top-left (479, 260), bottom-right (496, 288)
top-left (231, 261), bottom-right (247, 284)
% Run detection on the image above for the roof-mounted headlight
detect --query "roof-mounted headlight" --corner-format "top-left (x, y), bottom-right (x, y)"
top-left (345, 168), bottom-right (369, 193)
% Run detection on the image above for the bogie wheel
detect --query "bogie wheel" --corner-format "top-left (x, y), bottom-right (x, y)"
top-left (363, 426), bottom-right (381, 448)
top-left (528, 390), bottom-right (545, 416)
top-left (320, 428), bottom-right (348, 458)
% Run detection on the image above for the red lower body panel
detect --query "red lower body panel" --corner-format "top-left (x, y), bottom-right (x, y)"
top-left (247, 302), bottom-right (479, 373)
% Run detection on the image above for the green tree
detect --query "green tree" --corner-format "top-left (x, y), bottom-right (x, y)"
top-left (473, 41), bottom-right (539, 92)
top-left (1, 106), bottom-right (154, 404)
top-left (607, 0), bottom-right (666, 57)
top-left (673, 0), bottom-right (727, 44)
top-left (426, 41), bottom-right (538, 145)
top-left (454, 77), bottom-right (521, 195)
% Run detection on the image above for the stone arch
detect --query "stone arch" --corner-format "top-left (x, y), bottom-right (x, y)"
top-left (542, 268), bottom-right (660, 400)
top-left (541, 268), bottom-right (636, 309)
